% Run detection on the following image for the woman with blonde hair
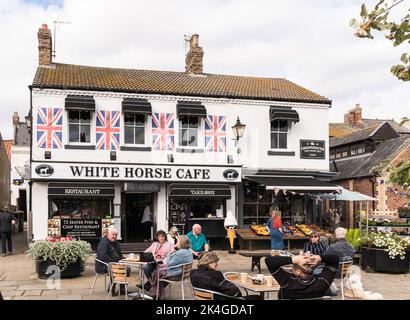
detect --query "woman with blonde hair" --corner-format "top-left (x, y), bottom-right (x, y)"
top-left (267, 207), bottom-right (284, 250)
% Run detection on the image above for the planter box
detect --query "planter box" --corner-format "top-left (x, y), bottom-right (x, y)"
top-left (361, 246), bottom-right (410, 274)
top-left (35, 259), bottom-right (84, 279)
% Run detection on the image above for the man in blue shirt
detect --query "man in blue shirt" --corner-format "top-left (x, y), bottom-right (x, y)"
top-left (186, 224), bottom-right (209, 258)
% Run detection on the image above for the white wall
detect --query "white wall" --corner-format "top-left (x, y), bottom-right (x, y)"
top-left (32, 182), bottom-right (48, 240)
top-left (10, 145), bottom-right (29, 206)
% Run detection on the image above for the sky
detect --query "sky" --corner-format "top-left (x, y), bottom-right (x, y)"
top-left (0, 0), bottom-right (409, 139)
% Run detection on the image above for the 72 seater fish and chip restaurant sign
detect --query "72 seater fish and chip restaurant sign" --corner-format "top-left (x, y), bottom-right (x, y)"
top-left (32, 162), bottom-right (242, 183)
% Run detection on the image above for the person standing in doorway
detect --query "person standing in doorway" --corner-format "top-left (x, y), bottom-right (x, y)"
top-left (0, 207), bottom-right (17, 257)
top-left (142, 202), bottom-right (153, 242)
top-left (266, 207), bottom-right (284, 250)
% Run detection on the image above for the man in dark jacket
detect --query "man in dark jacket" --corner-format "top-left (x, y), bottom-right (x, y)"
top-left (265, 252), bottom-right (339, 300)
top-left (95, 226), bottom-right (124, 273)
top-left (0, 208), bottom-right (17, 257)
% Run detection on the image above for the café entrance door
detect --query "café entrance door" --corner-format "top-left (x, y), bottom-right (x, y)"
top-left (124, 193), bottom-right (153, 242)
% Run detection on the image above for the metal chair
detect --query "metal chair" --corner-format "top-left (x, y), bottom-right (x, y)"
top-left (156, 262), bottom-right (193, 300)
top-left (339, 260), bottom-right (354, 300)
top-left (223, 272), bottom-right (250, 296)
top-left (107, 262), bottom-right (131, 300)
top-left (192, 286), bottom-right (245, 300)
top-left (90, 258), bottom-right (110, 295)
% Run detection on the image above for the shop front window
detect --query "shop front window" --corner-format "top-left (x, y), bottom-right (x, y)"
top-left (189, 200), bottom-right (225, 219)
top-left (243, 183), bottom-right (273, 225)
top-left (49, 198), bottom-right (113, 219)
top-left (124, 112), bottom-right (145, 145)
top-left (179, 115), bottom-right (199, 147)
top-left (69, 110), bottom-right (91, 143)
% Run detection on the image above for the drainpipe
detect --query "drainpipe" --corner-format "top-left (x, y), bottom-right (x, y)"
top-left (28, 86), bottom-right (33, 243)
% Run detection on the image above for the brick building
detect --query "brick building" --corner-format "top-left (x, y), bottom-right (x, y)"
top-left (0, 133), bottom-right (11, 209)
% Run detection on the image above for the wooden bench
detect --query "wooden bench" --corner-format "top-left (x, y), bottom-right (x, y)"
top-left (119, 242), bottom-right (151, 254)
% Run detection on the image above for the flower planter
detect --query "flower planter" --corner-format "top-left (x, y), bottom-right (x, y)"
top-left (35, 259), bottom-right (84, 279)
top-left (361, 247), bottom-right (410, 274)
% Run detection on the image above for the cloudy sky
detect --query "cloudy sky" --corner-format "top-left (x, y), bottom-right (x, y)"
top-left (0, 0), bottom-right (408, 139)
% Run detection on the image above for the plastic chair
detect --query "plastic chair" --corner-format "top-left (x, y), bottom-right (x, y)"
top-left (339, 260), bottom-right (354, 300)
top-left (107, 262), bottom-right (130, 300)
top-left (192, 286), bottom-right (245, 300)
top-left (156, 263), bottom-right (193, 300)
top-left (90, 258), bottom-right (109, 295)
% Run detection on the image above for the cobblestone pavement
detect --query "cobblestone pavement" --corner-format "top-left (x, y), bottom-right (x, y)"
top-left (1, 231), bottom-right (409, 300)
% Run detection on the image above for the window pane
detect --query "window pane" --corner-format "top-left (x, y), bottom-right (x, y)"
top-left (189, 116), bottom-right (199, 128)
top-left (124, 126), bottom-right (134, 144)
top-left (188, 129), bottom-right (198, 147)
top-left (69, 124), bottom-right (79, 142)
top-left (134, 127), bottom-right (145, 144)
top-left (271, 120), bottom-right (279, 130)
top-left (80, 111), bottom-right (91, 122)
top-left (279, 133), bottom-right (287, 149)
top-left (69, 110), bottom-right (79, 122)
top-left (179, 129), bottom-right (188, 146)
top-left (279, 120), bottom-right (288, 132)
top-left (80, 125), bottom-right (90, 143)
top-left (271, 132), bottom-right (278, 149)
top-left (124, 112), bottom-right (134, 125)
top-left (92, 200), bottom-right (111, 218)
top-left (135, 113), bottom-right (145, 125)
top-left (180, 116), bottom-right (189, 128)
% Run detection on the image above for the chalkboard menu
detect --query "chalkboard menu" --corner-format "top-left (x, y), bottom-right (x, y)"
top-left (61, 219), bottom-right (102, 239)
top-left (169, 200), bottom-right (190, 235)
top-left (300, 140), bottom-right (326, 159)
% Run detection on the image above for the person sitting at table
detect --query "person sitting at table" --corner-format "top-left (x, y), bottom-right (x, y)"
top-left (139, 230), bottom-right (173, 292)
top-left (186, 224), bottom-right (209, 258)
top-left (166, 226), bottom-right (179, 245)
top-left (303, 232), bottom-right (328, 255)
top-left (190, 252), bottom-right (263, 300)
top-left (151, 235), bottom-right (193, 299)
top-left (265, 252), bottom-right (339, 300)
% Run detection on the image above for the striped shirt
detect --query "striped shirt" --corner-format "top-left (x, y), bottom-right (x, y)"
top-left (303, 241), bottom-right (328, 255)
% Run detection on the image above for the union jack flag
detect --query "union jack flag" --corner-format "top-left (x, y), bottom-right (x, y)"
top-left (152, 112), bottom-right (175, 150)
top-left (96, 110), bottom-right (120, 150)
top-left (205, 115), bottom-right (227, 152)
top-left (36, 107), bottom-right (63, 149)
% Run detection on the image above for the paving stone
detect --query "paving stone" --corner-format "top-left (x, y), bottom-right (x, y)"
top-left (2, 290), bottom-right (25, 297)
top-left (41, 289), bottom-right (71, 296)
top-left (0, 286), bottom-right (19, 291)
top-left (57, 295), bottom-right (83, 300)
top-left (23, 290), bottom-right (43, 297)
top-left (17, 285), bottom-right (48, 291)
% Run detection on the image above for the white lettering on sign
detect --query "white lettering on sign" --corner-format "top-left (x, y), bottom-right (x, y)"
top-left (64, 188), bottom-right (101, 195)
top-left (190, 190), bottom-right (216, 196)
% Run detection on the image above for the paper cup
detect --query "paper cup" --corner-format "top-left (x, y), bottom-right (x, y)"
top-left (266, 276), bottom-right (273, 286)
top-left (240, 273), bottom-right (248, 283)
top-left (129, 253), bottom-right (135, 260)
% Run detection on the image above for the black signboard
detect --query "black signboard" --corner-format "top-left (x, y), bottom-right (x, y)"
top-left (300, 140), bottom-right (326, 159)
top-left (169, 201), bottom-right (189, 234)
top-left (61, 219), bottom-right (102, 239)
top-left (48, 183), bottom-right (115, 198)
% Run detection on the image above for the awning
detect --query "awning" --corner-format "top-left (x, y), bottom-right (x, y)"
top-left (169, 184), bottom-right (231, 198)
top-left (319, 187), bottom-right (377, 201)
top-left (176, 101), bottom-right (207, 118)
top-left (48, 183), bottom-right (115, 198)
top-left (65, 95), bottom-right (95, 111)
top-left (245, 176), bottom-right (339, 193)
top-left (270, 107), bottom-right (299, 123)
top-left (122, 98), bottom-right (152, 114)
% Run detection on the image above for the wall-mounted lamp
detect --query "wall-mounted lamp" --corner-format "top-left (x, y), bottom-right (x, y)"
top-left (44, 151), bottom-right (51, 159)
top-left (110, 151), bottom-right (117, 161)
top-left (167, 154), bottom-right (174, 163)
top-left (231, 116), bottom-right (246, 153)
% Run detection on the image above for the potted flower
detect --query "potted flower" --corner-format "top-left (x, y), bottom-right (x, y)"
top-left (359, 232), bottom-right (410, 274)
top-left (27, 236), bottom-right (92, 279)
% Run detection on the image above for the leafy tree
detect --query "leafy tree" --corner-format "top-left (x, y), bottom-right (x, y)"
top-left (350, 0), bottom-right (410, 81)
top-left (388, 160), bottom-right (410, 189)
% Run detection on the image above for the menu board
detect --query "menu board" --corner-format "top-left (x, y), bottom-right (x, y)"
top-left (169, 200), bottom-right (189, 234)
top-left (61, 219), bottom-right (102, 239)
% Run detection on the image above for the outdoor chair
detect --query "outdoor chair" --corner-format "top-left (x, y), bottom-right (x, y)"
top-left (223, 272), bottom-right (249, 296)
top-left (90, 258), bottom-right (110, 295)
top-left (338, 260), bottom-right (354, 300)
top-left (107, 262), bottom-right (131, 300)
top-left (192, 286), bottom-right (245, 300)
top-left (156, 262), bottom-right (193, 300)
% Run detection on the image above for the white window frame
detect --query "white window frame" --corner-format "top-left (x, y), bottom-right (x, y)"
top-left (67, 109), bottom-right (94, 145)
top-left (270, 119), bottom-right (289, 150)
top-left (177, 115), bottom-right (204, 149)
top-left (123, 112), bottom-right (150, 146)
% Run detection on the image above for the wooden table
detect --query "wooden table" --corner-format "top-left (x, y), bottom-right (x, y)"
top-left (225, 274), bottom-right (280, 299)
top-left (236, 229), bottom-right (309, 251)
top-left (119, 259), bottom-right (151, 300)
top-left (238, 250), bottom-right (271, 273)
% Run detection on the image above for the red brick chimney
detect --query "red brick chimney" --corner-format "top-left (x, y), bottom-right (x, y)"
top-left (344, 103), bottom-right (362, 127)
top-left (185, 34), bottom-right (204, 74)
top-left (38, 24), bottom-right (52, 66)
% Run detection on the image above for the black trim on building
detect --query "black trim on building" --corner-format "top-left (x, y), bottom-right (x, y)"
top-left (64, 145), bottom-right (96, 150)
top-left (48, 182), bottom-right (115, 198)
top-left (267, 150), bottom-right (295, 156)
top-left (176, 101), bottom-right (207, 118)
top-left (122, 98), bottom-right (152, 114)
top-left (176, 148), bottom-right (204, 153)
top-left (270, 107), bottom-right (299, 123)
top-left (65, 95), bottom-right (96, 111)
top-left (120, 146), bottom-right (152, 151)
top-left (169, 183), bottom-right (231, 198)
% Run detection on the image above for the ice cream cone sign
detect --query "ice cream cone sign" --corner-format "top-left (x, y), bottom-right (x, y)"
top-left (224, 211), bottom-right (238, 253)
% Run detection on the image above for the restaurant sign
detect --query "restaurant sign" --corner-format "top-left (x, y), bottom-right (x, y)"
top-left (300, 140), bottom-right (326, 159)
top-left (61, 219), bottom-right (102, 239)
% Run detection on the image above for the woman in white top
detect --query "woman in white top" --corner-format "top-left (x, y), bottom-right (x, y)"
top-left (166, 226), bottom-right (179, 245)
